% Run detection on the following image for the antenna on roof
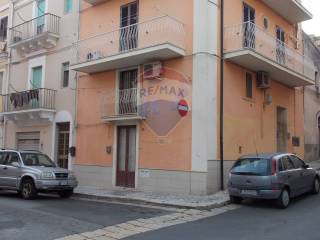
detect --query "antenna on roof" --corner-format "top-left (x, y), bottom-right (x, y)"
top-left (253, 134), bottom-right (259, 157)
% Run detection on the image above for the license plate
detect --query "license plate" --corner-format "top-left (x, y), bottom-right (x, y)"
top-left (60, 181), bottom-right (68, 186)
top-left (241, 190), bottom-right (257, 196)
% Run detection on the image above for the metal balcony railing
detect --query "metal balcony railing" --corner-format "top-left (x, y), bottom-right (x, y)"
top-left (10, 13), bottom-right (60, 45)
top-left (102, 88), bottom-right (139, 119)
top-left (1, 88), bottom-right (56, 113)
top-left (224, 22), bottom-right (315, 80)
top-left (74, 15), bottom-right (185, 64)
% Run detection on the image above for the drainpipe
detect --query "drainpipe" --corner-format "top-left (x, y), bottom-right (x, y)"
top-left (219, 0), bottom-right (224, 191)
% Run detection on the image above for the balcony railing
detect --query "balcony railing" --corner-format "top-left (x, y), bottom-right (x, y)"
top-left (10, 13), bottom-right (60, 45)
top-left (102, 88), bottom-right (142, 121)
top-left (224, 22), bottom-right (315, 80)
top-left (2, 88), bottom-right (56, 113)
top-left (74, 15), bottom-right (185, 65)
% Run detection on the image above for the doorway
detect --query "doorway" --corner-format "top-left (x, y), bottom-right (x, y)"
top-left (120, 1), bottom-right (138, 51)
top-left (243, 3), bottom-right (255, 49)
top-left (276, 26), bottom-right (286, 64)
top-left (277, 106), bottom-right (288, 152)
top-left (116, 125), bottom-right (136, 188)
top-left (57, 123), bottom-right (70, 169)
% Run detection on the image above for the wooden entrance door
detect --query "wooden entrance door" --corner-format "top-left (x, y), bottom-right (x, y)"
top-left (57, 123), bottom-right (70, 169)
top-left (277, 107), bottom-right (288, 153)
top-left (116, 126), bottom-right (136, 188)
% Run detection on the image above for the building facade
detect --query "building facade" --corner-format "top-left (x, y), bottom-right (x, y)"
top-left (223, 0), bottom-right (314, 173)
top-left (1, 0), bottom-right (79, 170)
top-left (303, 33), bottom-right (320, 162)
top-left (71, 0), bottom-right (219, 195)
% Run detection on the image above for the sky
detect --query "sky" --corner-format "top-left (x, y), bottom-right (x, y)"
top-left (302, 0), bottom-right (320, 36)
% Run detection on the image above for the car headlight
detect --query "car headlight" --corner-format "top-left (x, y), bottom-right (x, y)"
top-left (68, 172), bottom-right (76, 179)
top-left (41, 171), bottom-right (55, 179)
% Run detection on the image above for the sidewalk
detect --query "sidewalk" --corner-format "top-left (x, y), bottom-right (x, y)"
top-left (74, 187), bottom-right (229, 210)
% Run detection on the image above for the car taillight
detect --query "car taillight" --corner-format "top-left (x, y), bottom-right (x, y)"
top-left (272, 158), bottom-right (277, 176)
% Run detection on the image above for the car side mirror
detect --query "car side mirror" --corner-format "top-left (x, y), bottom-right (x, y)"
top-left (11, 162), bottom-right (20, 168)
top-left (303, 164), bottom-right (309, 169)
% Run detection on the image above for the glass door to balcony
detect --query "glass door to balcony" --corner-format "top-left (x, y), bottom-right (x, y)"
top-left (31, 66), bottom-right (42, 108)
top-left (120, 1), bottom-right (138, 52)
top-left (276, 26), bottom-right (286, 65)
top-left (243, 3), bottom-right (255, 49)
top-left (36, 0), bottom-right (45, 35)
top-left (118, 69), bottom-right (138, 115)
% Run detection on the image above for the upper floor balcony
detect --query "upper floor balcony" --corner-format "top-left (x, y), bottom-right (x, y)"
top-left (10, 13), bottom-right (60, 55)
top-left (261, 0), bottom-right (312, 24)
top-left (224, 22), bottom-right (315, 87)
top-left (0, 88), bottom-right (56, 126)
top-left (70, 15), bottom-right (186, 74)
top-left (101, 87), bottom-right (144, 123)
top-left (83, 0), bottom-right (107, 5)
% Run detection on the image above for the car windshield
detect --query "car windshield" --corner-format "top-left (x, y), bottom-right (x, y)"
top-left (231, 158), bottom-right (271, 176)
top-left (21, 153), bottom-right (56, 167)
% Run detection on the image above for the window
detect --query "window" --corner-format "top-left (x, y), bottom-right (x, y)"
top-left (0, 16), bottom-right (8, 41)
top-left (281, 156), bottom-right (295, 171)
top-left (245, 72), bottom-right (253, 99)
top-left (231, 158), bottom-right (271, 176)
top-left (4, 152), bottom-right (21, 166)
top-left (64, 0), bottom-right (73, 14)
top-left (0, 152), bottom-right (5, 165)
top-left (0, 72), bottom-right (4, 94)
top-left (62, 62), bottom-right (69, 88)
top-left (290, 155), bottom-right (305, 169)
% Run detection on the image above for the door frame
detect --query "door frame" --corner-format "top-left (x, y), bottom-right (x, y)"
top-left (112, 121), bottom-right (140, 188)
top-left (276, 105), bottom-right (288, 152)
top-left (27, 56), bottom-right (46, 89)
top-left (115, 66), bottom-right (141, 115)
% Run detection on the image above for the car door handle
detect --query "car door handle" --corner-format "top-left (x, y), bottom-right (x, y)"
top-left (288, 175), bottom-right (291, 179)
top-left (3, 166), bottom-right (7, 170)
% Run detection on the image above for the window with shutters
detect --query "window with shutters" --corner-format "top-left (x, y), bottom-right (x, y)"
top-left (64, 0), bottom-right (73, 14)
top-left (245, 72), bottom-right (253, 99)
top-left (0, 16), bottom-right (8, 41)
top-left (62, 62), bottom-right (69, 88)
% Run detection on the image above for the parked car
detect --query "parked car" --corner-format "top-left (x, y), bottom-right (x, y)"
top-left (0, 149), bottom-right (78, 200)
top-left (228, 153), bottom-right (319, 208)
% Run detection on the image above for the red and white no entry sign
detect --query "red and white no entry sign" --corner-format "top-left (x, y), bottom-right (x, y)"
top-left (177, 99), bottom-right (189, 117)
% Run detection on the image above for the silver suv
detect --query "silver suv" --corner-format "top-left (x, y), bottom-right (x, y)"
top-left (228, 153), bottom-right (320, 208)
top-left (0, 149), bottom-right (78, 200)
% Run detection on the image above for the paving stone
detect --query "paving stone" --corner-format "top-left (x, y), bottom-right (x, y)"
top-left (81, 229), bottom-right (108, 238)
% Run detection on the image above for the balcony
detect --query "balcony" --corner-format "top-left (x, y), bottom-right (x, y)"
top-left (10, 13), bottom-right (60, 55)
top-left (83, 0), bottom-right (108, 5)
top-left (101, 88), bottom-right (144, 123)
top-left (1, 88), bottom-right (56, 126)
top-left (224, 22), bottom-right (315, 87)
top-left (261, 0), bottom-right (312, 24)
top-left (71, 15), bottom-right (186, 73)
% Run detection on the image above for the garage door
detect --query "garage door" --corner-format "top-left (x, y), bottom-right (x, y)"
top-left (17, 132), bottom-right (40, 151)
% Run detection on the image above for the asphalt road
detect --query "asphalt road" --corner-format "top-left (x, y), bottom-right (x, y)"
top-left (127, 192), bottom-right (320, 240)
top-left (0, 191), bottom-right (168, 240)
top-left (2, 190), bottom-right (320, 240)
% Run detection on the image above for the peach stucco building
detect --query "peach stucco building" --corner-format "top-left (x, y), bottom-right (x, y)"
top-left (71, 0), bottom-right (315, 195)
top-left (71, 0), bottom-right (219, 195)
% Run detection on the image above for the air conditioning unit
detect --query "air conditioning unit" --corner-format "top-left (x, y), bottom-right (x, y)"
top-left (256, 71), bottom-right (270, 89)
top-left (86, 51), bottom-right (102, 61)
top-left (143, 62), bottom-right (163, 80)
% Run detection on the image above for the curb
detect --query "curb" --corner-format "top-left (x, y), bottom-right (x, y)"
top-left (72, 193), bottom-right (230, 210)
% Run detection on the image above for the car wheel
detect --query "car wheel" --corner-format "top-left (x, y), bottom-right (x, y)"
top-left (229, 195), bottom-right (243, 204)
top-left (21, 179), bottom-right (37, 200)
top-left (58, 189), bottom-right (74, 198)
top-left (312, 178), bottom-right (320, 194)
top-left (277, 188), bottom-right (290, 209)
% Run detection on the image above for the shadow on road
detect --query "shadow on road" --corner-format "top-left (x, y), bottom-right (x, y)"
top-left (240, 192), bottom-right (318, 210)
